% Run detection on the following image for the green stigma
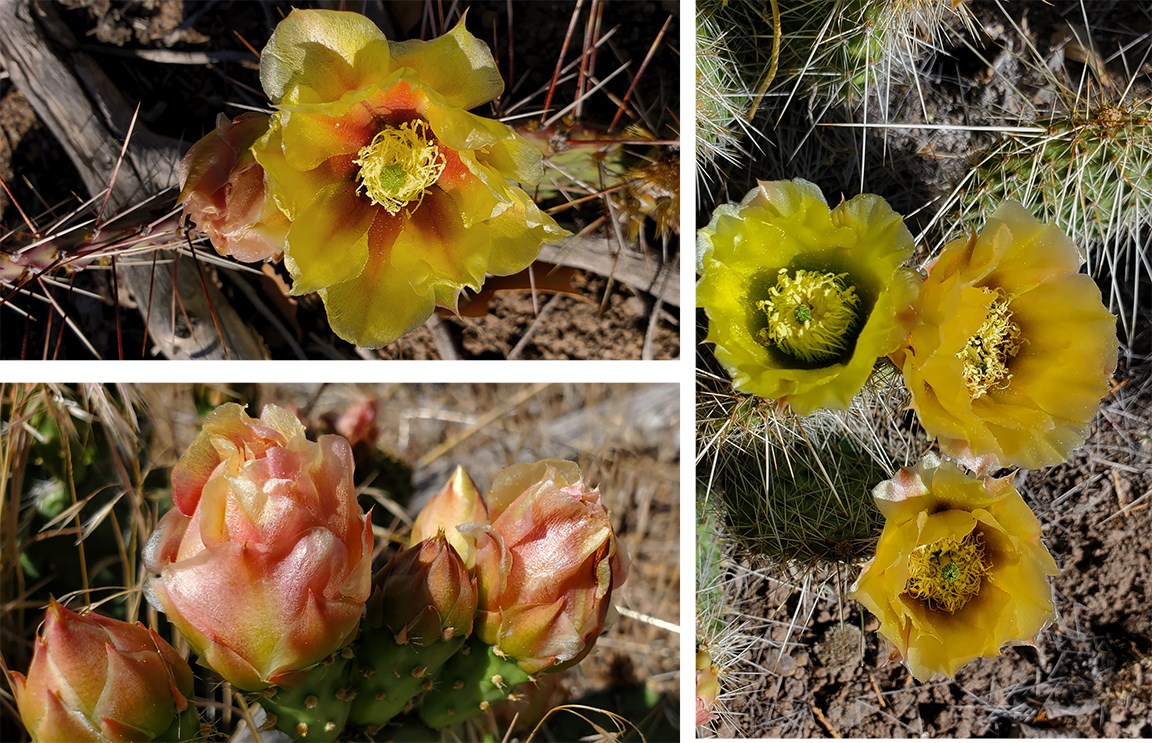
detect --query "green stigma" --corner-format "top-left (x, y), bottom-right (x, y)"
top-left (756, 268), bottom-right (861, 364)
top-left (353, 119), bottom-right (445, 215)
top-left (904, 531), bottom-right (991, 613)
top-left (957, 289), bottom-right (1024, 399)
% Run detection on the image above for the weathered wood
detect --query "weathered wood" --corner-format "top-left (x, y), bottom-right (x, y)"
top-left (0, 0), bottom-right (266, 359)
top-left (538, 236), bottom-right (680, 307)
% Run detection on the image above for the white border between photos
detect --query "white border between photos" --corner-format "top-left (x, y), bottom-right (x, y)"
top-left (0, 1), bottom-right (700, 739)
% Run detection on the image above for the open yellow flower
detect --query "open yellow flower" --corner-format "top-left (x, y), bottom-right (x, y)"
top-left (850, 455), bottom-right (1058, 681)
top-left (697, 179), bottom-right (920, 414)
top-left (251, 9), bottom-right (567, 347)
top-left (895, 202), bottom-right (1117, 469)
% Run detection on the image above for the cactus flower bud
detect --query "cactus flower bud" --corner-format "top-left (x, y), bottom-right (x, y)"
top-left (178, 112), bottom-right (289, 263)
top-left (409, 466), bottom-right (488, 567)
top-left (334, 399), bottom-right (379, 448)
top-left (11, 600), bottom-right (198, 743)
top-left (695, 648), bottom-right (722, 726)
top-left (483, 459), bottom-right (584, 518)
top-left (377, 534), bottom-right (477, 646)
top-left (349, 535), bottom-right (477, 727)
top-left (143, 403), bottom-right (373, 691)
top-left (471, 461), bottom-right (629, 675)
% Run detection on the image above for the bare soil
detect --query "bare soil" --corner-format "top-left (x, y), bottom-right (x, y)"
top-left (0, 383), bottom-right (681, 742)
top-left (697, 0), bottom-right (1152, 737)
top-left (711, 364), bottom-right (1151, 738)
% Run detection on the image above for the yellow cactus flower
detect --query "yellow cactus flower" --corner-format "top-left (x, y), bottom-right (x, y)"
top-left (850, 455), bottom-right (1058, 682)
top-left (250, 9), bottom-right (568, 347)
top-left (895, 202), bottom-right (1117, 469)
top-left (697, 179), bottom-right (920, 415)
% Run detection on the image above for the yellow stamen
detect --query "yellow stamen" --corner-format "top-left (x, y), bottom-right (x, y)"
top-left (904, 531), bottom-right (990, 613)
top-left (957, 290), bottom-right (1024, 398)
top-left (756, 268), bottom-right (861, 363)
top-left (353, 119), bottom-right (445, 215)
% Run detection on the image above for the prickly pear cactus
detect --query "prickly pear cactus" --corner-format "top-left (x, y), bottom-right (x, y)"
top-left (349, 534), bottom-right (478, 730)
top-left (256, 650), bottom-right (358, 742)
top-left (348, 625), bottom-right (467, 729)
top-left (418, 637), bottom-right (532, 729)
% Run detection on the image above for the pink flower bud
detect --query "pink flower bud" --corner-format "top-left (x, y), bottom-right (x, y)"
top-left (178, 112), bottom-right (289, 263)
top-left (471, 461), bottom-right (629, 675)
top-left (143, 403), bottom-right (373, 690)
top-left (374, 534), bottom-right (476, 646)
top-left (11, 600), bottom-right (198, 742)
top-left (334, 399), bottom-right (379, 448)
top-left (484, 459), bottom-right (583, 519)
top-left (695, 649), bottom-right (721, 726)
top-left (409, 466), bottom-right (488, 567)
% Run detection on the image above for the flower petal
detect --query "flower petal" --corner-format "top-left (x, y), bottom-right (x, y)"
top-left (898, 201), bottom-right (1117, 468)
top-left (319, 220), bottom-right (437, 347)
top-left (387, 16), bottom-right (504, 111)
top-left (284, 184), bottom-right (376, 295)
top-left (698, 179), bottom-right (918, 415)
top-left (850, 458), bottom-right (1057, 681)
top-left (260, 8), bottom-right (392, 106)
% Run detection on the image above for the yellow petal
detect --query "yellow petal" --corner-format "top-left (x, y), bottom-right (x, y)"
top-left (250, 10), bottom-right (560, 346)
top-left (276, 94), bottom-right (378, 172)
top-left (259, 9), bottom-right (392, 106)
top-left (426, 106), bottom-right (544, 186)
top-left (898, 201), bottom-right (1118, 468)
top-left (283, 184), bottom-right (375, 294)
top-left (850, 458), bottom-right (1058, 682)
top-left (698, 179), bottom-right (918, 415)
top-left (320, 243), bottom-right (437, 348)
top-left (387, 15), bottom-right (504, 111)
top-left (251, 118), bottom-right (342, 220)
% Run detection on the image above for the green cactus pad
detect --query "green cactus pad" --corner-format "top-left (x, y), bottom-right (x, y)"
top-left (155, 704), bottom-right (203, 742)
top-left (256, 651), bottom-right (357, 742)
top-left (418, 638), bottom-right (532, 729)
top-left (349, 630), bottom-right (467, 727)
top-left (697, 373), bottom-right (891, 565)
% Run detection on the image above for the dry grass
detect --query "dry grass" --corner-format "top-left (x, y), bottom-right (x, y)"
top-left (0, 383), bottom-right (680, 742)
